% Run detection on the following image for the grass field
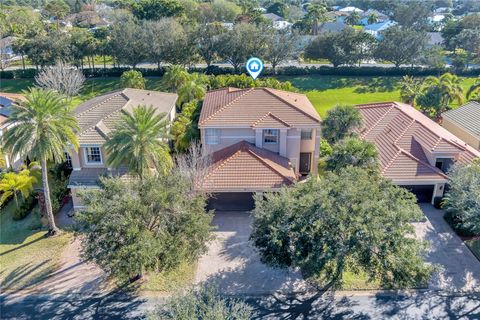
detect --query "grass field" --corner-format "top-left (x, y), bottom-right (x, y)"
top-left (1, 75), bottom-right (477, 118)
top-left (0, 202), bottom-right (70, 290)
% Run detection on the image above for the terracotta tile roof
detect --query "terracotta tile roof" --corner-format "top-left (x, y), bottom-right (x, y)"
top-left (73, 89), bottom-right (177, 145)
top-left (442, 101), bottom-right (480, 139)
top-left (0, 92), bottom-right (26, 103)
top-left (199, 141), bottom-right (297, 192)
top-left (199, 87), bottom-right (321, 128)
top-left (356, 102), bottom-right (480, 183)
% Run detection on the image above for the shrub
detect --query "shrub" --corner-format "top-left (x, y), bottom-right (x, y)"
top-left (120, 70), bottom-right (146, 89)
top-left (12, 196), bottom-right (37, 220)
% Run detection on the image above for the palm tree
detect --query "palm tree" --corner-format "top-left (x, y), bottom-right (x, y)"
top-left (466, 78), bottom-right (480, 101)
top-left (105, 105), bottom-right (173, 179)
top-left (0, 169), bottom-right (37, 208)
top-left (367, 12), bottom-right (378, 25)
top-left (162, 65), bottom-right (191, 92)
top-left (422, 73), bottom-right (464, 107)
top-left (305, 3), bottom-right (328, 35)
top-left (1, 88), bottom-right (79, 235)
top-left (399, 76), bottom-right (421, 106)
top-left (345, 11), bottom-right (361, 26)
top-left (177, 74), bottom-right (207, 106)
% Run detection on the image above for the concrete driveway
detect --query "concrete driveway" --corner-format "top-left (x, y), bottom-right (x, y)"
top-left (415, 204), bottom-right (480, 292)
top-left (195, 211), bottom-right (310, 295)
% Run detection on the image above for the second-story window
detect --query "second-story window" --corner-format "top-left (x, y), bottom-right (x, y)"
top-left (263, 129), bottom-right (279, 144)
top-left (301, 129), bottom-right (313, 140)
top-left (85, 147), bottom-right (102, 164)
top-left (205, 128), bottom-right (220, 145)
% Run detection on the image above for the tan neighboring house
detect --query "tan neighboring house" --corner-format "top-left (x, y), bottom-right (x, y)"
top-left (442, 101), bottom-right (480, 151)
top-left (0, 92), bottom-right (26, 169)
top-left (67, 88), bottom-right (177, 210)
top-left (356, 102), bottom-right (480, 204)
top-left (198, 87), bottom-right (321, 210)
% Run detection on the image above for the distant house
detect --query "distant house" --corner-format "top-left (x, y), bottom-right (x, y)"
top-left (338, 6), bottom-right (364, 13)
top-left (442, 101), bottom-right (480, 151)
top-left (0, 93), bottom-right (26, 168)
top-left (0, 36), bottom-right (16, 59)
top-left (67, 89), bottom-right (178, 210)
top-left (262, 13), bottom-right (292, 30)
top-left (319, 20), bottom-right (348, 33)
top-left (364, 20), bottom-right (396, 39)
top-left (356, 102), bottom-right (480, 203)
top-left (360, 9), bottom-right (389, 25)
top-left (427, 32), bottom-right (444, 47)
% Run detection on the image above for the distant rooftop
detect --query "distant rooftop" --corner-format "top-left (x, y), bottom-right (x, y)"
top-left (442, 101), bottom-right (480, 139)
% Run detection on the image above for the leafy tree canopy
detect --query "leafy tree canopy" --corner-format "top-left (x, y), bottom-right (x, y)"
top-left (131, 0), bottom-right (184, 20)
top-left (120, 70), bottom-right (146, 89)
top-left (322, 104), bottom-right (362, 144)
top-left (250, 166), bottom-right (433, 289)
top-left (326, 137), bottom-right (379, 172)
top-left (75, 173), bottom-right (213, 281)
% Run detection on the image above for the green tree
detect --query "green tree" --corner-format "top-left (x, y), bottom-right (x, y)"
top-left (250, 167), bottom-right (433, 289)
top-left (304, 2), bottom-right (327, 35)
top-left (399, 75), bottom-right (421, 106)
top-left (109, 19), bottom-right (147, 68)
top-left (171, 100), bottom-right (201, 152)
top-left (345, 11), bottom-right (361, 26)
top-left (374, 26), bottom-right (428, 67)
top-left (1, 89), bottom-right (79, 235)
top-left (267, 1), bottom-right (286, 17)
top-left (392, 1), bottom-right (432, 28)
top-left (467, 78), bottom-right (480, 101)
top-left (23, 32), bottom-right (72, 67)
top-left (367, 12), bottom-right (378, 25)
top-left (120, 70), bottom-right (146, 89)
top-left (105, 105), bottom-right (173, 179)
top-left (326, 137), bottom-right (379, 172)
top-left (0, 169), bottom-right (38, 208)
top-left (149, 284), bottom-right (252, 320)
top-left (177, 74), bottom-right (207, 106)
top-left (132, 0), bottom-right (184, 20)
top-left (236, 0), bottom-right (258, 15)
top-left (322, 105), bottom-right (362, 144)
top-left (194, 22), bottom-right (226, 67)
top-left (75, 173), bottom-right (213, 281)
top-left (264, 30), bottom-right (297, 74)
top-left (162, 65), bottom-right (190, 92)
top-left (444, 161), bottom-right (480, 235)
top-left (44, 0), bottom-right (70, 24)
top-left (417, 73), bottom-right (464, 118)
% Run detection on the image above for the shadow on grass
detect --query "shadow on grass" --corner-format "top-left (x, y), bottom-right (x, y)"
top-left (0, 260), bottom-right (56, 291)
top-left (353, 77), bottom-right (399, 93)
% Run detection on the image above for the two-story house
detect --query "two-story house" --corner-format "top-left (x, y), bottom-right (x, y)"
top-left (356, 102), bottom-right (480, 204)
top-left (197, 87), bottom-right (321, 211)
top-left (67, 88), bottom-right (177, 210)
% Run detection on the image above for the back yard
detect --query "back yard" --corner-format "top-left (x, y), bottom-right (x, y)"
top-left (1, 75), bottom-right (477, 119)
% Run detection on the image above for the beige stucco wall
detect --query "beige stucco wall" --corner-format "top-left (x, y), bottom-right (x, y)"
top-left (71, 188), bottom-right (84, 210)
top-left (442, 119), bottom-right (480, 151)
top-left (201, 128), bottom-right (255, 153)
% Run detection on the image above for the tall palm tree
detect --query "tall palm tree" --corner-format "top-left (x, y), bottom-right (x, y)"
top-left (367, 12), bottom-right (378, 25)
top-left (162, 65), bottom-right (191, 92)
top-left (466, 78), bottom-right (480, 101)
top-left (399, 75), bottom-right (421, 106)
top-left (306, 3), bottom-right (328, 35)
top-left (422, 73), bottom-right (464, 107)
top-left (1, 88), bottom-right (79, 235)
top-left (105, 105), bottom-right (173, 179)
top-left (177, 74), bottom-right (207, 106)
top-left (0, 169), bottom-right (37, 208)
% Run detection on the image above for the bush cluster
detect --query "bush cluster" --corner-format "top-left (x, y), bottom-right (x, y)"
top-left (13, 196), bottom-right (37, 220)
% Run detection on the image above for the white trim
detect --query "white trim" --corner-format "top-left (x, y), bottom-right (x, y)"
top-left (395, 180), bottom-right (446, 185)
top-left (72, 168), bottom-right (81, 171)
top-left (221, 136), bottom-right (255, 139)
top-left (68, 185), bottom-right (101, 189)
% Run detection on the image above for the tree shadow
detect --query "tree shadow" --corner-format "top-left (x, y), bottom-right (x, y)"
top-left (0, 260), bottom-right (56, 290)
top-left (353, 77), bottom-right (399, 93)
top-left (0, 285), bottom-right (146, 320)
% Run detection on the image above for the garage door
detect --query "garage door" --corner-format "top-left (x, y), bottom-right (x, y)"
top-left (402, 185), bottom-right (434, 203)
top-left (207, 192), bottom-right (255, 211)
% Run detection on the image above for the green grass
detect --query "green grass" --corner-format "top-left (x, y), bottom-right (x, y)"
top-left (1, 75), bottom-right (477, 119)
top-left (0, 201), bottom-right (71, 290)
top-left (140, 260), bottom-right (196, 292)
top-left (466, 239), bottom-right (480, 262)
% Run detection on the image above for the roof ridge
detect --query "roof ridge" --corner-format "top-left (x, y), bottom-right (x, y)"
top-left (203, 149), bottom-right (243, 182)
top-left (397, 147), bottom-right (449, 179)
top-left (381, 149), bottom-right (402, 174)
top-left (359, 105), bottom-right (395, 138)
top-left (199, 88), bottom-right (252, 125)
top-left (393, 118), bottom-right (415, 145)
top-left (246, 147), bottom-right (295, 182)
top-left (263, 88), bottom-right (321, 123)
top-left (251, 112), bottom-right (291, 128)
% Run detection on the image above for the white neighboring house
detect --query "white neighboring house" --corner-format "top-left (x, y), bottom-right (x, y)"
top-left (364, 20), bottom-right (397, 39)
top-left (0, 93), bottom-right (25, 169)
top-left (262, 13), bottom-right (292, 30)
top-left (338, 6), bottom-right (364, 13)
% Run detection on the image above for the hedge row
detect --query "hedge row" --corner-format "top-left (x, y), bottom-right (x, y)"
top-left (2, 65), bottom-right (479, 79)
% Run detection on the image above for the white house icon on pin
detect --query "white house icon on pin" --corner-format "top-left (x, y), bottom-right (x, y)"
top-left (249, 62), bottom-right (260, 71)
top-left (246, 57), bottom-right (263, 80)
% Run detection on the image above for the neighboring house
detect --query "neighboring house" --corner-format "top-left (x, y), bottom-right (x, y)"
top-left (0, 92), bottom-right (25, 169)
top-left (198, 87), bottom-right (321, 210)
top-left (0, 36), bottom-right (17, 59)
top-left (262, 13), bottom-right (292, 30)
top-left (338, 6), bottom-right (364, 13)
top-left (319, 20), bottom-right (348, 33)
top-left (442, 101), bottom-right (480, 151)
top-left (364, 20), bottom-right (396, 39)
top-left (360, 9), bottom-right (389, 26)
top-left (427, 32), bottom-right (445, 47)
top-left (67, 88), bottom-right (177, 210)
top-left (356, 102), bottom-right (480, 203)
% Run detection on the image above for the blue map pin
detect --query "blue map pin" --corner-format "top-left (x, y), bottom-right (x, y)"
top-left (246, 57), bottom-right (263, 80)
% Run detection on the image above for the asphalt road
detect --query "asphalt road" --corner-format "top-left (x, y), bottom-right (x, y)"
top-left (2, 290), bottom-right (479, 319)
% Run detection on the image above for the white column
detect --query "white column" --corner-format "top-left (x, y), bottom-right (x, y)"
top-left (255, 129), bottom-right (263, 148)
top-left (280, 129), bottom-right (287, 157)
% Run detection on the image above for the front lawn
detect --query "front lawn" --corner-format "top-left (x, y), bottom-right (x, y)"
top-left (465, 239), bottom-right (480, 262)
top-left (140, 260), bottom-right (196, 293)
top-left (0, 201), bottom-right (71, 290)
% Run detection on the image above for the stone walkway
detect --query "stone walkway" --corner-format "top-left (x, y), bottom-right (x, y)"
top-left (195, 211), bottom-right (310, 295)
top-left (415, 204), bottom-right (480, 292)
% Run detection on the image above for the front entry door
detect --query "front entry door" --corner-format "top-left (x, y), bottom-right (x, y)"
top-left (299, 152), bottom-right (312, 175)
